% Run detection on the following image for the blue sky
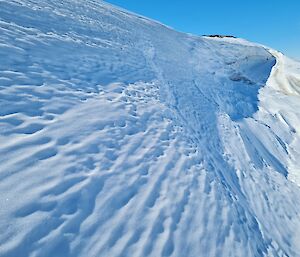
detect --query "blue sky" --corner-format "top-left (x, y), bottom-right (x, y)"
top-left (106, 0), bottom-right (300, 60)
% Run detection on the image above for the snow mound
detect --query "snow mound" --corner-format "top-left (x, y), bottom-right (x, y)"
top-left (1, 1), bottom-right (300, 257)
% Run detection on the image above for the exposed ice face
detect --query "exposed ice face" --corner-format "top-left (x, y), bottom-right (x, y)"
top-left (0, 1), bottom-right (300, 257)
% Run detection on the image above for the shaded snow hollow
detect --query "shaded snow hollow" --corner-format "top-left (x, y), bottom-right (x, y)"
top-left (1, 1), bottom-right (300, 257)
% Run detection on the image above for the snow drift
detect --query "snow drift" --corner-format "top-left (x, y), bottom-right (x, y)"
top-left (0, 1), bottom-right (300, 256)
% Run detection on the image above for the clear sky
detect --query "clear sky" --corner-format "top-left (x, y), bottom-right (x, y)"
top-left (106, 0), bottom-right (300, 60)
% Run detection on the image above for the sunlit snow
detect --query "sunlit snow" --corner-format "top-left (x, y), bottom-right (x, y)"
top-left (1, 1), bottom-right (300, 257)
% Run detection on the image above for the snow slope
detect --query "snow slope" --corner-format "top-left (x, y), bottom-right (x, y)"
top-left (1, 0), bottom-right (300, 256)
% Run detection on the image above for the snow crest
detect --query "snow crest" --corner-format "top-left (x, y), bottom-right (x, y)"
top-left (1, 1), bottom-right (300, 256)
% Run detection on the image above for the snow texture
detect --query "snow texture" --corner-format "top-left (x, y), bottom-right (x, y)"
top-left (0, 1), bottom-right (300, 257)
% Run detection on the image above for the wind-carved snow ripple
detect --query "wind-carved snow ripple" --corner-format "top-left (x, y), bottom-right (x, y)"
top-left (0, 81), bottom-right (198, 257)
top-left (1, 1), bottom-right (300, 256)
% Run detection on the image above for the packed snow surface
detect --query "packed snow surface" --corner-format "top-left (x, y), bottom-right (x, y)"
top-left (1, 1), bottom-right (300, 256)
